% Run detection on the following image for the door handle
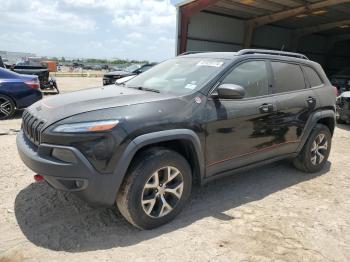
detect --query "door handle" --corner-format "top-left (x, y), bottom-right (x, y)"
top-left (258, 103), bottom-right (274, 113)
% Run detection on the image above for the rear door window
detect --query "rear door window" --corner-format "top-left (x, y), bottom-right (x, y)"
top-left (271, 62), bottom-right (306, 93)
top-left (303, 66), bottom-right (323, 87)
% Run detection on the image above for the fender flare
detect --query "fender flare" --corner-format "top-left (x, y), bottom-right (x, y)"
top-left (296, 109), bottom-right (335, 152)
top-left (111, 129), bottom-right (204, 201)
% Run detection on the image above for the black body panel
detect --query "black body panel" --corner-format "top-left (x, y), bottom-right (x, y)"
top-left (16, 51), bottom-right (336, 206)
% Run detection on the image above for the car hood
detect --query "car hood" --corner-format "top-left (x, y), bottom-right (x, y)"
top-left (26, 85), bottom-right (175, 125)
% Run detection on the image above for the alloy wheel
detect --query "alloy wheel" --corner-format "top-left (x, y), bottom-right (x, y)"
top-left (141, 166), bottom-right (184, 218)
top-left (0, 97), bottom-right (13, 119)
top-left (310, 133), bottom-right (328, 165)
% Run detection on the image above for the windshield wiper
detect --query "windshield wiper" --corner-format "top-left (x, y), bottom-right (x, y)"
top-left (129, 86), bottom-right (160, 93)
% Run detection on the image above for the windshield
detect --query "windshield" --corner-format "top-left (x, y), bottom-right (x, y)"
top-left (125, 57), bottom-right (227, 94)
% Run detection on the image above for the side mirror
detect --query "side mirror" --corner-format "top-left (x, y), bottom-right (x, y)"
top-left (216, 84), bottom-right (245, 99)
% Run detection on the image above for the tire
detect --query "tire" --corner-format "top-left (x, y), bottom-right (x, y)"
top-left (0, 94), bottom-right (16, 120)
top-left (293, 124), bottom-right (332, 173)
top-left (116, 148), bottom-right (192, 229)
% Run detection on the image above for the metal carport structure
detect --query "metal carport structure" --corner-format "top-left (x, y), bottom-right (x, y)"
top-left (175, 0), bottom-right (350, 75)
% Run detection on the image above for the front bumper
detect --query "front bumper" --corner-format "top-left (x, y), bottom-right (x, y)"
top-left (16, 131), bottom-right (119, 206)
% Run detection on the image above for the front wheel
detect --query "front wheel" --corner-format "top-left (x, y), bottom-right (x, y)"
top-left (293, 124), bottom-right (332, 173)
top-left (116, 148), bottom-right (192, 229)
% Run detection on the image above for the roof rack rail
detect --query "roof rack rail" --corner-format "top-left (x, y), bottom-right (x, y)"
top-left (178, 51), bottom-right (208, 56)
top-left (237, 49), bottom-right (309, 60)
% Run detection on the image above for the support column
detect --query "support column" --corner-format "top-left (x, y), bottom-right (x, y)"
top-left (179, 14), bottom-right (189, 54)
top-left (243, 22), bottom-right (254, 49)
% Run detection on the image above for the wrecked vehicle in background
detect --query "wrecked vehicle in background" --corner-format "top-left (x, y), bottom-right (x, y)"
top-left (0, 67), bottom-right (42, 119)
top-left (336, 91), bottom-right (350, 124)
top-left (11, 63), bottom-right (59, 94)
top-left (103, 63), bottom-right (157, 85)
top-left (0, 57), bottom-right (60, 94)
top-left (331, 68), bottom-right (350, 94)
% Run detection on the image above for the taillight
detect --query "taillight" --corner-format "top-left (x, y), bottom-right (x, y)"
top-left (332, 86), bottom-right (339, 96)
top-left (24, 78), bottom-right (40, 89)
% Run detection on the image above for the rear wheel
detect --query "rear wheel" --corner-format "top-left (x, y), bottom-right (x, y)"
top-left (0, 95), bottom-right (15, 120)
top-left (117, 148), bottom-right (192, 229)
top-left (293, 124), bottom-right (331, 173)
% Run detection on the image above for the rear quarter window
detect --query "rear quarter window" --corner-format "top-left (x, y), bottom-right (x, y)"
top-left (271, 62), bottom-right (306, 93)
top-left (303, 66), bottom-right (323, 87)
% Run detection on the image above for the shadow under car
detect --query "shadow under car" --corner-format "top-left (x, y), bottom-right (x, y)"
top-left (15, 160), bottom-right (330, 252)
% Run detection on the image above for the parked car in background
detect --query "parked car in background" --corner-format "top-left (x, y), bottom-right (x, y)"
top-left (331, 68), bottom-right (350, 94)
top-left (11, 64), bottom-right (59, 94)
top-left (91, 65), bottom-right (102, 70)
top-left (336, 91), bottom-right (350, 124)
top-left (101, 64), bottom-right (109, 70)
top-left (103, 63), bottom-right (157, 85)
top-left (0, 67), bottom-right (42, 119)
top-left (17, 49), bottom-right (336, 229)
top-left (82, 64), bottom-right (94, 70)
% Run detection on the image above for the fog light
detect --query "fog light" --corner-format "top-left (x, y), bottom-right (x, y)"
top-left (52, 148), bottom-right (77, 163)
top-left (75, 180), bottom-right (85, 189)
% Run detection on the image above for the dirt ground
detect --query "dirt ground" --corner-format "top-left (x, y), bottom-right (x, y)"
top-left (1, 77), bottom-right (350, 262)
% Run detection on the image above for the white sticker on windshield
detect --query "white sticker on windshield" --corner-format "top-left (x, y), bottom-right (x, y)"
top-left (185, 84), bottom-right (197, 90)
top-left (197, 60), bottom-right (223, 67)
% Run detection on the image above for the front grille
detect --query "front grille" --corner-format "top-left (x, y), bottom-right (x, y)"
top-left (22, 110), bottom-right (45, 146)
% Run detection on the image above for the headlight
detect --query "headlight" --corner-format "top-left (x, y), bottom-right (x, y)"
top-left (53, 120), bottom-right (119, 133)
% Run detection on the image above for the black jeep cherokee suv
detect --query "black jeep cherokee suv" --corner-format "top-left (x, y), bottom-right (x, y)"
top-left (17, 49), bottom-right (336, 229)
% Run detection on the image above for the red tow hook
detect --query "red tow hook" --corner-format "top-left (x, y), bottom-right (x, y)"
top-left (34, 174), bottom-right (44, 182)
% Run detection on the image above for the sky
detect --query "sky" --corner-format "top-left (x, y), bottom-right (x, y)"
top-left (0, 0), bottom-right (185, 62)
